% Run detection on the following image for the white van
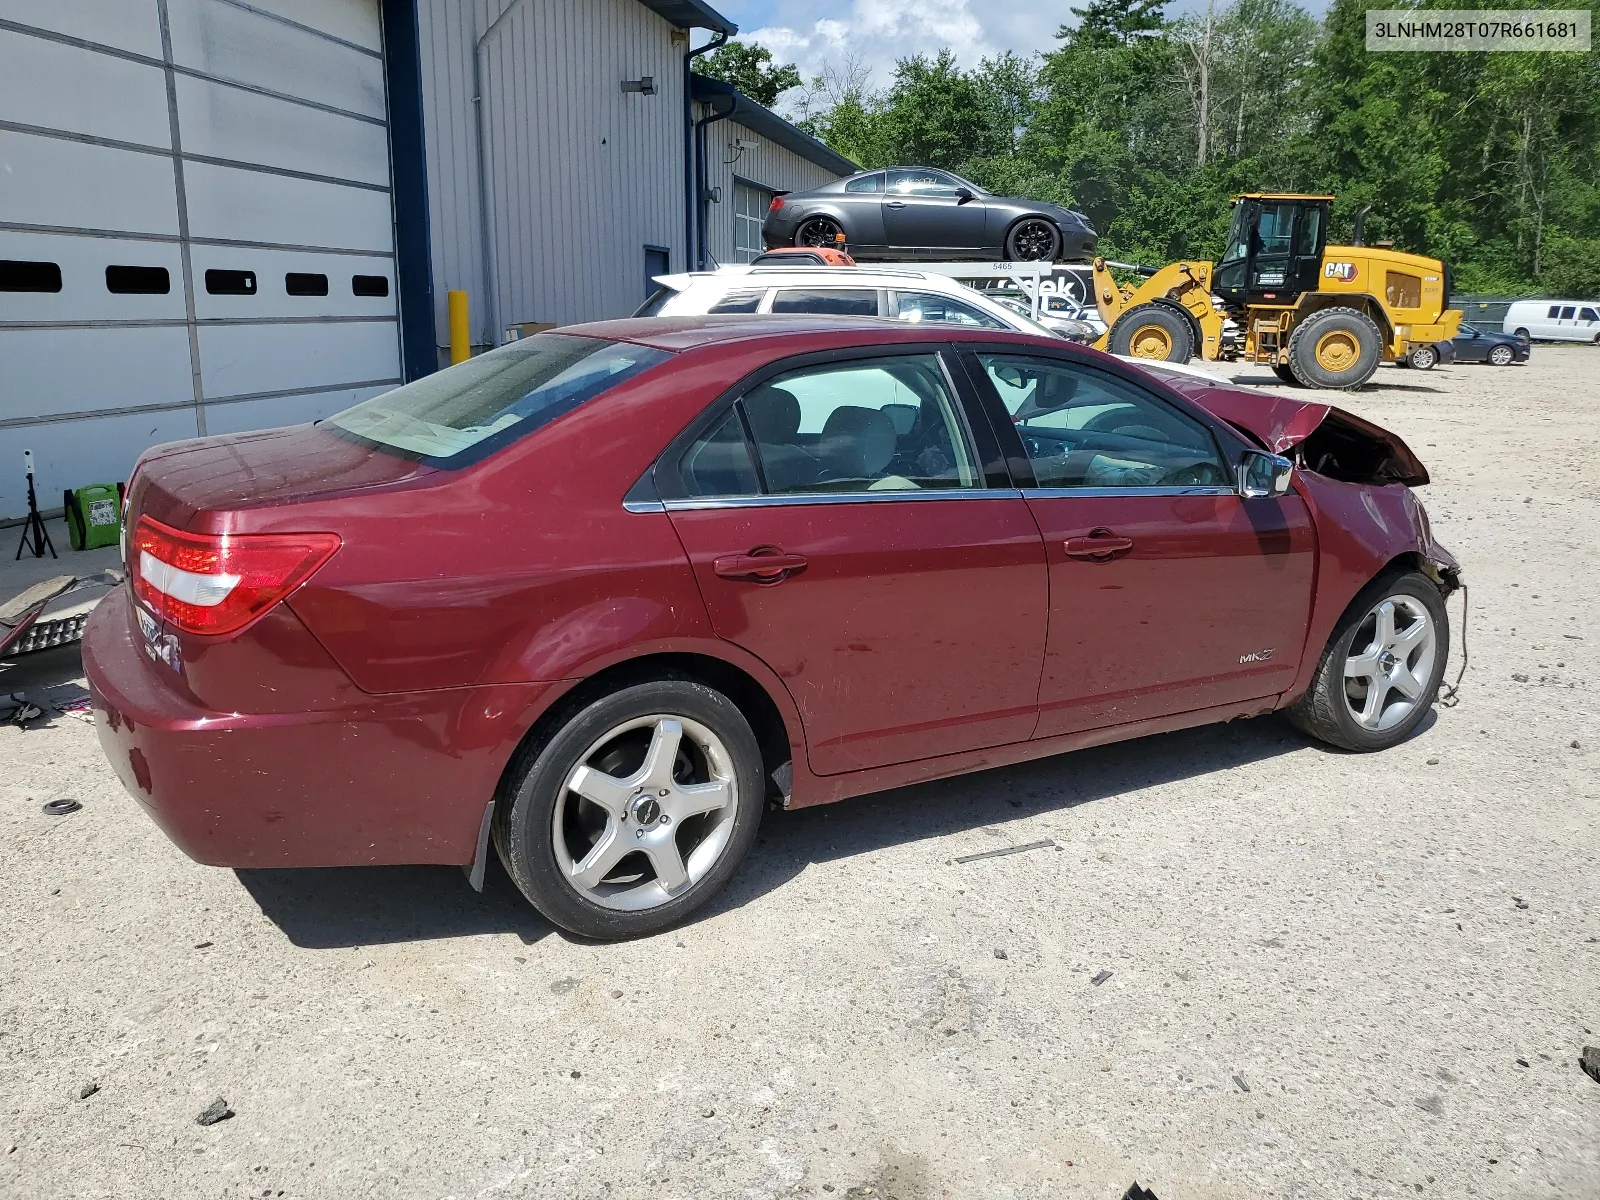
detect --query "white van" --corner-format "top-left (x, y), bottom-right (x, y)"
top-left (1503, 299), bottom-right (1600, 343)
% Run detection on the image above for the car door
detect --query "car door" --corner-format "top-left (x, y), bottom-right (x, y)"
top-left (883, 170), bottom-right (986, 253)
top-left (959, 349), bottom-right (1316, 738)
top-left (1579, 306), bottom-right (1599, 341)
top-left (1457, 326), bottom-right (1485, 361)
top-left (658, 347), bottom-right (1048, 775)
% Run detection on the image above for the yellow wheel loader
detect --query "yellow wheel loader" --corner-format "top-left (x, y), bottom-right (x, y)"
top-left (1090, 194), bottom-right (1462, 389)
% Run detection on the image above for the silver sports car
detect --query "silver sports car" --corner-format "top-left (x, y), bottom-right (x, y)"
top-left (762, 167), bottom-right (1097, 263)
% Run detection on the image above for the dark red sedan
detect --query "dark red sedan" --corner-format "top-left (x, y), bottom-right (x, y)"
top-left (85, 317), bottom-right (1461, 939)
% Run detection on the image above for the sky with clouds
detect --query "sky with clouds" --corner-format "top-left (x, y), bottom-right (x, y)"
top-left (706, 0), bottom-right (1326, 94)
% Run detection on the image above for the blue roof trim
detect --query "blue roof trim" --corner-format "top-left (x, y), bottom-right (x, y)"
top-left (691, 74), bottom-right (859, 178)
top-left (639, 0), bottom-right (737, 34)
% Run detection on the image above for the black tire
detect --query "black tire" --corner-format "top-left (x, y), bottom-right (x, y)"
top-left (1408, 344), bottom-right (1438, 370)
top-left (1513, 327), bottom-right (1530, 341)
top-left (1488, 343), bottom-right (1515, 366)
top-left (1108, 304), bottom-right (1194, 362)
top-left (1272, 362), bottom-right (1305, 387)
top-left (493, 678), bottom-right (766, 940)
top-left (1286, 570), bottom-right (1450, 752)
top-left (1005, 218), bottom-right (1062, 262)
top-left (794, 215), bottom-right (844, 248)
top-left (1287, 306), bottom-right (1383, 389)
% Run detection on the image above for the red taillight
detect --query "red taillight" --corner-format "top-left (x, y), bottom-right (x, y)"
top-left (768, 195), bottom-right (784, 212)
top-left (130, 516), bottom-right (339, 637)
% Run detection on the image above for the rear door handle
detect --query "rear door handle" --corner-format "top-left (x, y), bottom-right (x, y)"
top-left (713, 549), bottom-right (808, 582)
top-left (1064, 533), bottom-right (1134, 561)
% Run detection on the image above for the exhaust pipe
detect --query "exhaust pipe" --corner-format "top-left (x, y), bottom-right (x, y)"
top-left (1352, 205), bottom-right (1372, 248)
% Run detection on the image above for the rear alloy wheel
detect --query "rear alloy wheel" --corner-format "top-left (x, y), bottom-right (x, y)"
top-left (795, 215), bottom-right (844, 248)
top-left (494, 679), bottom-right (765, 939)
top-left (1287, 571), bottom-right (1449, 752)
top-left (1108, 304), bottom-right (1194, 362)
top-left (1005, 218), bottom-right (1062, 262)
top-left (1287, 306), bottom-right (1383, 389)
top-left (1488, 343), bottom-right (1515, 366)
top-left (1408, 344), bottom-right (1439, 370)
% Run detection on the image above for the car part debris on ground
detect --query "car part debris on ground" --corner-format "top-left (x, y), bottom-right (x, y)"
top-left (41, 798), bottom-right (80, 816)
top-left (1091, 969), bottom-right (1114, 986)
top-left (195, 1098), bottom-right (233, 1126)
top-left (953, 839), bottom-right (1057, 864)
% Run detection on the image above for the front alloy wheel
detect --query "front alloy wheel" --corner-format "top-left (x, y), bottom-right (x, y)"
top-left (1287, 571), bottom-right (1450, 752)
top-left (1488, 344), bottom-right (1515, 366)
top-left (1005, 218), bottom-right (1062, 262)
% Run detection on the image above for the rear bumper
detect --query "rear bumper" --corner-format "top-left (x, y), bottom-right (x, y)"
top-left (83, 589), bottom-right (557, 868)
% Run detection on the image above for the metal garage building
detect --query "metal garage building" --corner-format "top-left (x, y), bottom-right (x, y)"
top-left (0, 0), bottom-right (850, 520)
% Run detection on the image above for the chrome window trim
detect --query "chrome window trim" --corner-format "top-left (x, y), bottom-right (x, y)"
top-left (623, 499), bottom-right (668, 513)
top-left (659, 488), bottom-right (1024, 512)
top-left (1021, 486), bottom-right (1237, 499)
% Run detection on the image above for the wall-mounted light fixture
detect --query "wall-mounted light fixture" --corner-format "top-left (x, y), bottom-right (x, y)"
top-left (621, 76), bottom-right (656, 95)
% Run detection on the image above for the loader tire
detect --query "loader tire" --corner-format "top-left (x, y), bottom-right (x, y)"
top-left (1108, 304), bottom-right (1194, 362)
top-left (1287, 306), bottom-right (1382, 389)
top-left (1271, 363), bottom-right (1304, 387)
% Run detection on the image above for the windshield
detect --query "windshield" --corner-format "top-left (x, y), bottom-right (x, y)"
top-left (325, 333), bottom-right (670, 467)
top-left (1219, 202), bottom-right (1250, 265)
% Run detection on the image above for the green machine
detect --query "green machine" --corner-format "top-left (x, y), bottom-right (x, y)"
top-left (63, 483), bottom-right (124, 551)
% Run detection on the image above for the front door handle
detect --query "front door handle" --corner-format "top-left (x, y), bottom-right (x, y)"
top-left (1064, 532), bottom-right (1134, 562)
top-left (885, 200), bottom-right (907, 209)
top-left (713, 548), bottom-right (808, 582)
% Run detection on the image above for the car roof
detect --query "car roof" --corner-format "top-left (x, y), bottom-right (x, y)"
top-left (562, 313), bottom-right (1056, 353)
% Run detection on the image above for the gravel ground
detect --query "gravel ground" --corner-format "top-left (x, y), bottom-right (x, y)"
top-left (2, 348), bottom-right (1597, 1200)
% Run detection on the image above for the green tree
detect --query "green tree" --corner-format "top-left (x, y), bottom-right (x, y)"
top-left (697, 40), bottom-right (802, 107)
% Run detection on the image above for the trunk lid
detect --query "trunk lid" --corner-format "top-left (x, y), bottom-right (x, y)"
top-left (129, 423), bottom-right (431, 533)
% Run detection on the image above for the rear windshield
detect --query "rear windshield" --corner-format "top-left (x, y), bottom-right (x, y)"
top-left (634, 286), bottom-right (675, 317)
top-left (325, 333), bottom-right (669, 467)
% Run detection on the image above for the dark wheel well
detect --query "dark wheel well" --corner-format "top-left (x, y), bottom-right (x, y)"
top-left (495, 654), bottom-right (795, 809)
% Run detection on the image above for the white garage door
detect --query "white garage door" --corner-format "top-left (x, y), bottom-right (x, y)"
top-left (0, 0), bottom-right (401, 519)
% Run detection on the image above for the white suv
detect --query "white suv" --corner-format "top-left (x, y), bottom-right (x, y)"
top-left (636, 266), bottom-right (1063, 338)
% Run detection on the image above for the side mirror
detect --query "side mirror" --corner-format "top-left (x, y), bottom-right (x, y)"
top-left (1238, 449), bottom-right (1294, 499)
top-left (955, 187), bottom-right (974, 205)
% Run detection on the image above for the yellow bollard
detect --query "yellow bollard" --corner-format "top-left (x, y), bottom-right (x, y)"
top-left (447, 290), bottom-right (470, 365)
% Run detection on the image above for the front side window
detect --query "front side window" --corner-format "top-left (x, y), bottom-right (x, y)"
top-left (893, 291), bottom-right (1008, 330)
top-left (977, 354), bottom-right (1228, 489)
top-left (676, 354), bottom-right (979, 497)
top-left (845, 172), bottom-right (885, 194)
top-left (1581, 307), bottom-right (1599, 322)
top-left (769, 288), bottom-right (879, 316)
top-left (326, 334), bottom-right (669, 466)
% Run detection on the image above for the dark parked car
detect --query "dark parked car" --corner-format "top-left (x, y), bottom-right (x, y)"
top-left (763, 168), bottom-right (1097, 262)
top-left (86, 317), bottom-right (1460, 940)
top-left (1445, 322), bottom-right (1529, 366)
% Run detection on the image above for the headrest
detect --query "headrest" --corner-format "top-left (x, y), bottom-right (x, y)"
top-left (819, 406), bottom-right (896, 480)
top-left (744, 385), bottom-right (801, 443)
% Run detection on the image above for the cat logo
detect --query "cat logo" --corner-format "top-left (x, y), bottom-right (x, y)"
top-left (1238, 648), bottom-right (1276, 664)
top-left (1324, 261), bottom-right (1359, 282)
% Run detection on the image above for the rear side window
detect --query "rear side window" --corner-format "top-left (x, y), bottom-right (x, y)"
top-left (709, 289), bottom-right (764, 314)
top-left (845, 173), bottom-right (884, 194)
top-left (1560, 306), bottom-right (1576, 319)
top-left (325, 333), bottom-right (669, 467)
top-left (675, 355), bottom-right (979, 499)
top-left (769, 288), bottom-right (879, 316)
top-left (1547, 305), bottom-right (1561, 318)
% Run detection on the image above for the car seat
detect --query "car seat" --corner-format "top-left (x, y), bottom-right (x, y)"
top-left (743, 384), bottom-right (824, 492)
